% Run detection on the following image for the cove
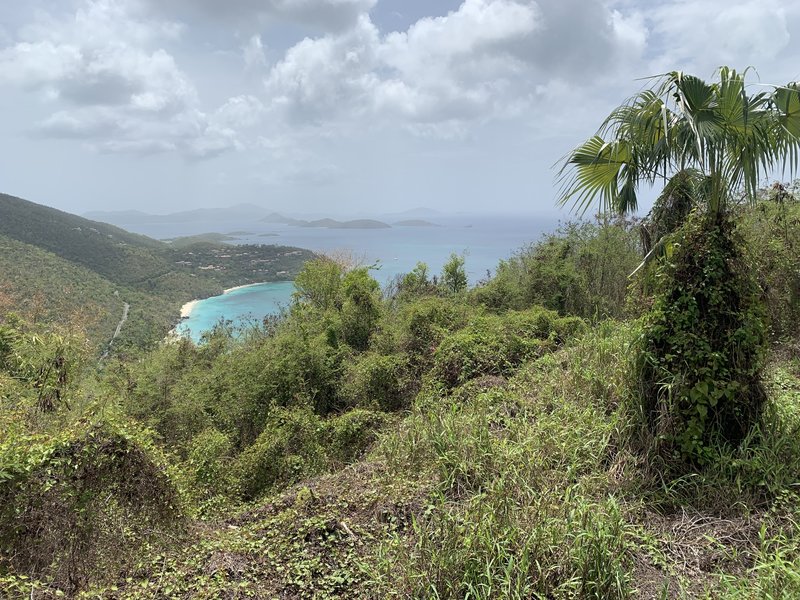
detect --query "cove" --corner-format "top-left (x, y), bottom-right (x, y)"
top-left (176, 281), bottom-right (295, 342)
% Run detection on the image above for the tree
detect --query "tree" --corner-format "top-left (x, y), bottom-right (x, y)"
top-left (340, 268), bottom-right (381, 350)
top-left (441, 253), bottom-right (468, 295)
top-left (292, 257), bottom-right (344, 311)
top-left (557, 68), bottom-right (800, 462)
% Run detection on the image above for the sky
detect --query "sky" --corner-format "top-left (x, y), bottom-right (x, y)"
top-left (1, 0), bottom-right (799, 217)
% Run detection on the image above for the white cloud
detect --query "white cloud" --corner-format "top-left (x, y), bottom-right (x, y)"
top-left (243, 35), bottom-right (267, 72)
top-left (0, 0), bottom-right (261, 158)
top-left (262, 0), bottom-right (646, 133)
top-left (265, 15), bottom-right (381, 122)
top-left (646, 0), bottom-right (794, 74)
top-left (146, 0), bottom-right (377, 32)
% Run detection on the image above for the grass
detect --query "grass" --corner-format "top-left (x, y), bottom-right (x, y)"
top-left (3, 328), bottom-right (800, 598)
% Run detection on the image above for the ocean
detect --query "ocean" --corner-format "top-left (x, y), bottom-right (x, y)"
top-left (132, 214), bottom-right (558, 341)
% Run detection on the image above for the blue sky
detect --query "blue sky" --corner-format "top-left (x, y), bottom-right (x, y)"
top-left (1, 0), bottom-right (799, 217)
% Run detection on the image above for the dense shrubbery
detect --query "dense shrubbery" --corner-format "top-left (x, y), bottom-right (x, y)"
top-left (0, 323), bottom-right (180, 593)
top-left (737, 191), bottom-right (800, 342)
top-left (471, 218), bottom-right (641, 319)
top-left (2, 192), bottom-right (800, 597)
top-left (636, 211), bottom-right (767, 464)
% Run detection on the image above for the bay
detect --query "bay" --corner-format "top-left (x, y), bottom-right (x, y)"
top-left (152, 214), bottom-right (557, 341)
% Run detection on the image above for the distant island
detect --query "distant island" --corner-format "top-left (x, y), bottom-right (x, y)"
top-left (393, 219), bottom-right (440, 227)
top-left (164, 232), bottom-right (237, 246)
top-left (261, 213), bottom-right (391, 229)
top-left (83, 206), bottom-right (446, 232)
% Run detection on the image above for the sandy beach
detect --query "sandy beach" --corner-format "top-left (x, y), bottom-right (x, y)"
top-left (223, 283), bottom-right (262, 294)
top-left (180, 299), bottom-right (200, 318)
top-left (178, 284), bottom-right (263, 321)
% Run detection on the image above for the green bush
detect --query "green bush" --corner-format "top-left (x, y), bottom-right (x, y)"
top-left (398, 296), bottom-right (472, 363)
top-left (323, 409), bottom-right (388, 466)
top-left (433, 307), bottom-right (568, 388)
top-left (737, 196), bottom-right (800, 342)
top-left (340, 267), bottom-right (382, 350)
top-left (234, 408), bottom-right (387, 501)
top-left (234, 408), bottom-right (327, 500)
top-left (341, 351), bottom-right (410, 411)
top-left (0, 420), bottom-right (180, 593)
top-left (184, 427), bottom-right (234, 496)
top-left (637, 211), bottom-right (767, 463)
top-left (472, 219), bottom-right (641, 319)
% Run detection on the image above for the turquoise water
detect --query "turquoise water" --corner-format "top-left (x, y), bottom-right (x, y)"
top-left (160, 214), bottom-right (558, 342)
top-left (177, 281), bottom-right (295, 342)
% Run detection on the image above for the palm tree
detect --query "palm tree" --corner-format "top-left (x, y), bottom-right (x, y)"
top-left (556, 68), bottom-right (800, 462)
top-left (558, 67), bottom-right (800, 219)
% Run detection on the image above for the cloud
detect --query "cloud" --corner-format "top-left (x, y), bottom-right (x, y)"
top-left (263, 0), bottom-right (646, 133)
top-left (145, 0), bottom-right (377, 32)
top-left (264, 15), bottom-right (381, 122)
top-left (0, 0), bottom-right (259, 158)
top-left (645, 0), bottom-right (795, 75)
top-left (243, 35), bottom-right (267, 72)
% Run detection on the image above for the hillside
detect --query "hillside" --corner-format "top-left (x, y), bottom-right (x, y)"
top-left (0, 193), bottom-right (168, 287)
top-left (1, 196), bottom-right (799, 598)
top-left (0, 234), bottom-right (124, 346)
top-left (0, 194), bottom-right (315, 351)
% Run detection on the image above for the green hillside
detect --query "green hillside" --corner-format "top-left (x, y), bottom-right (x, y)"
top-left (0, 193), bottom-right (168, 286)
top-left (0, 194), bottom-right (315, 351)
top-left (1, 194), bottom-right (799, 598)
top-left (0, 234), bottom-right (123, 345)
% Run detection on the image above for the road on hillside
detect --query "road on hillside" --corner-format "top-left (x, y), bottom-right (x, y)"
top-left (101, 301), bottom-right (130, 359)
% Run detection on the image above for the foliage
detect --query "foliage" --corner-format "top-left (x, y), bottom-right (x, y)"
top-left (472, 217), bottom-right (641, 319)
top-left (737, 189), bottom-right (800, 341)
top-left (398, 261), bottom-right (438, 299)
top-left (636, 211), bottom-right (767, 463)
top-left (432, 307), bottom-right (577, 388)
top-left (3, 187), bottom-right (800, 597)
top-left (234, 408), bottom-right (387, 500)
top-left (340, 351), bottom-right (410, 411)
top-left (640, 169), bottom-right (700, 256)
top-left (557, 67), bottom-right (800, 466)
top-left (440, 253), bottom-right (468, 295)
top-left (340, 268), bottom-right (382, 350)
top-left (0, 418), bottom-right (181, 594)
top-left (557, 68), bottom-right (800, 215)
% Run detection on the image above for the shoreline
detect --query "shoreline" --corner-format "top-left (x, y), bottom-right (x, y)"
top-left (180, 282), bottom-right (271, 321)
top-left (223, 282), bottom-right (265, 294)
top-left (177, 281), bottom-right (292, 330)
top-left (180, 299), bottom-right (200, 319)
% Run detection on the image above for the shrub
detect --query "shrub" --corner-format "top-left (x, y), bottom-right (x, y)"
top-left (233, 408), bottom-right (388, 500)
top-left (0, 421), bottom-right (180, 593)
top-left (472, 219), bottom-right (641, 319)
top-left (737, 195), bottom-right (800, 342)
top-left (433, 307), bottom-right (569, 388)
top-left (323, 409), bottom-right (388, 466)
top-left (234, 408), bottom-right (327, 500)
top-left (636, 211), bottom-right (767, 463)
top-left (340, 351), bottom-right (410, 411)
top-left (398, 296), bottom-right (471, 362)
top-left (340, 267), bottom-right (382, 350)
top-left (184, 427), bottom-right (234, 497)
